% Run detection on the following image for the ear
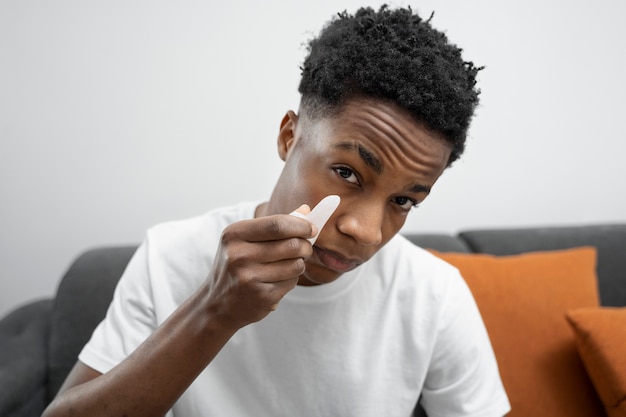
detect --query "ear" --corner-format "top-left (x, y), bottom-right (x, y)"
top-left (277, 110), bottom-right (298, 161)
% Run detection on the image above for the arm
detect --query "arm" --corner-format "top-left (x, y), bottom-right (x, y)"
top-left (43, 209), bottom-right (315, 417)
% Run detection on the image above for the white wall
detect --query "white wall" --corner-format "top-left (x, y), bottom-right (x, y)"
top-left (2, 0), bottom-right (625, 317)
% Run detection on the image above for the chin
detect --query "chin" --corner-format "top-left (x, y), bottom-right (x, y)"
top-left (299, 267), bottom-right (341, 286)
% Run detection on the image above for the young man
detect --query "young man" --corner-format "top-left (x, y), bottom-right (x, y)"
top-left (44, 6), bottom-right (510, 417)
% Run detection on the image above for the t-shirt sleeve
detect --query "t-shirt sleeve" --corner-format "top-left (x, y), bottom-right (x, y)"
top-left (420, 270), bottom-right (511, 417)
top-left (78, 240), bottom-right (158, 373)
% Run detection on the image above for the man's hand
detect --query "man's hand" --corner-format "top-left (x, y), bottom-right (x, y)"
top-left (205, 205), bottom-right (316, 330)
top-left (42, 205), bottom-right (317, 417)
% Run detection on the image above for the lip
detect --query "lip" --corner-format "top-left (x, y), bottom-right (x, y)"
top-left (313, 246), bottom-right (361, 273)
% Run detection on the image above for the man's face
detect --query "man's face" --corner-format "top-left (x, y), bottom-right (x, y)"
top-left (266, 97), bottom-right (452, 286)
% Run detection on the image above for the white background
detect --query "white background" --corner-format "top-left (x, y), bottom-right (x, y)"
top-left (2, 0), bottom-right (625, 317)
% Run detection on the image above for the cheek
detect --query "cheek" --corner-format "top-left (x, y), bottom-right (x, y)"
top-left (381, 213), bottom-right (407, 244)
top-left (287, 155), bottom-right (333, 195)
top-left (278, 162), bottom-right (333, 213)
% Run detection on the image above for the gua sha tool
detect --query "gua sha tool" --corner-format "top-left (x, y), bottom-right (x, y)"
top-left (290, 195), bottom-right (341, 245)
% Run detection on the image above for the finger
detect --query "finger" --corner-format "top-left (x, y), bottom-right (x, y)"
top-left (262, 278), bottom-right (300, 311)
top-left (234, 257), bottom-right (307, 284)
top-left (289, 204), bottom-right (320, 239)
top-left (238, 276), bottom-right (300, 319)
top-left (290, 195), bottom-right (340, 245)
top-left (222, 215), bottom-right (315, 243)
top-left (258, 237), bottom-right (314, 263)
top-left (226, 237), bottom-right (313, 265)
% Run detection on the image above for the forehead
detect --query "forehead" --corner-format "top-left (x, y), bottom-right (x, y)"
top-left (300, 97), bottom-right (452, 177)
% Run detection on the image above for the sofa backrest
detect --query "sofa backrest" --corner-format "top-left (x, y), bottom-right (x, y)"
top-left (47, 246), bottom-right (137, 401)
top-left (403, 233), bottom-right (471, 253)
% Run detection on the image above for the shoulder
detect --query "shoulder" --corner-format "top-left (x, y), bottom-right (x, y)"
top-left (387, 236), bottom-right (481, 321)
top-left (374, 234), bottom-right (464, 289)
top-left (363, 234), bottom-right (473, 327)
top-left (146, 201), bottom-right (259, 254)
top-left (383, 238), bottom-right (511, 416)
top-left (141, 201), bottom-right (259, 286)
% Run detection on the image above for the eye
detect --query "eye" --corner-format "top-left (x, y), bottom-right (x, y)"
top-left (392, 196), bottom-right (419, 211)
top-left (333, 166), bottom-right (360, 185)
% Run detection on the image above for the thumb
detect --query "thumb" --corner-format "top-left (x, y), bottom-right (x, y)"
top-left (292, 204), bottom-right (311, 216)
top-left (289, 204), bottom-right (318, 239)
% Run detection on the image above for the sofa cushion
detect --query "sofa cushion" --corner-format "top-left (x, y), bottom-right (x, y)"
top-left (566, 307), bottom-right (626, 417)
top-left (459, 224), bottom-right (626, 306)
top-left (432, 247), bottom-right (605, 417)
top-left (47, 246), bottom-right (137, 401)
top-left (0, 299), bottom-right (52, 417)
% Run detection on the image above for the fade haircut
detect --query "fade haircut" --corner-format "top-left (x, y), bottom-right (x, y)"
top-left (298, 5), bottom-right (483, 165)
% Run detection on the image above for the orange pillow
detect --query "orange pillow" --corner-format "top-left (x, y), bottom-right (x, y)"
top-left (566, 307), bottom-right (626, 417)
top-left (432, 247), bottom-right (605, 417)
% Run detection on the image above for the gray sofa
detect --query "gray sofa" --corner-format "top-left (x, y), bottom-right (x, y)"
top-left (1, 224), bottom-right (625, 417)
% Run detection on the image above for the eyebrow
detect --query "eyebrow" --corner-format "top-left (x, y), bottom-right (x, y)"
top-left (408, 183), bottom-right (431, 194)
top-left (334, 142), bottom-right (384, 174)
top-left (334, 141), bottom-right (432, 195)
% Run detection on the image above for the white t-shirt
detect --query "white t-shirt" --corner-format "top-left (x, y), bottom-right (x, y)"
top-left (79, 202), bottom-right (510, 417)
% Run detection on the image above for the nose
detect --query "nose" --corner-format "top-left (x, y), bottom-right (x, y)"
top-left (336, 203), bottom-right (384, 246)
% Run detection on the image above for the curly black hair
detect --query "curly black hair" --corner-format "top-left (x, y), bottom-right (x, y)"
top-left (298, 5), bottom-right (482, 165)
